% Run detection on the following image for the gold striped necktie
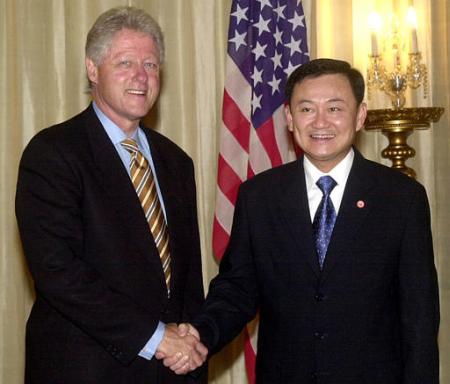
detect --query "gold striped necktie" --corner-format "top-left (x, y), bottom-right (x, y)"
top-left (121, 138), bottom-right (171, 295)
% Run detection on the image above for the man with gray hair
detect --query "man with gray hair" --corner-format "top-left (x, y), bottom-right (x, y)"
top-left (16, 6), bottom-right (207, 383)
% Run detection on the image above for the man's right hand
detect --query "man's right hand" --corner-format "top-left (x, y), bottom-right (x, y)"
top-left (155, 323), bottom-right (208, 374)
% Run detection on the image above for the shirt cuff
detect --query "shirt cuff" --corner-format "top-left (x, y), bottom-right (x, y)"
top-left (138, 321), bottom-right (165, 360)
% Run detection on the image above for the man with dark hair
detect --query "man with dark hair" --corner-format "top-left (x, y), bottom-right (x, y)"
top-left (16, 6), bottom-right (206, 384)
top-left (285, 58), bottom-right (366, 105)
top-left (168, 58), bottom-right (440, 383)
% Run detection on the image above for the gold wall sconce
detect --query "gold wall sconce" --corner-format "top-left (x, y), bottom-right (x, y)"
top-left (364, 7), bottom-right (444, 178)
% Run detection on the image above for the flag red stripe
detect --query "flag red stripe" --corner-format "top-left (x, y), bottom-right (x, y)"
top-left (244, 328), bottom-right (257, 384)
top-left (217, 154), bottom-right (243, 206)
top-left (255, 118), bottom-right (284, 167)
top-left (222, 90), bottom-right (251, 152)
top-left (247, 164), bottom-right (255, 180)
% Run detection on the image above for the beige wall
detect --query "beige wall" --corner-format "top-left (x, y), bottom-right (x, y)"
top-left (1, 1), bottom-right (448, 382)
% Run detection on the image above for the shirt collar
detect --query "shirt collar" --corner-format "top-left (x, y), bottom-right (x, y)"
top-left (304, 148), bottom-right (354, 191)
top-left (92, 101), bottom-right (139, 145)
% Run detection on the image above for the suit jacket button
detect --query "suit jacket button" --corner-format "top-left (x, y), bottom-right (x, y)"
top-left (314, 332), bottom-right (327, 340)
top-left (315, 293), bottom-right (325, 301)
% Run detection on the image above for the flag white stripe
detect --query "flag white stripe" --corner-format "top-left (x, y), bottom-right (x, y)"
top-left (215, 188), bottom-right (235, 232)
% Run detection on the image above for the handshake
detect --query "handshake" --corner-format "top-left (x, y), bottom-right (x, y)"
top-left (155, 323), bottom-right (208, 375)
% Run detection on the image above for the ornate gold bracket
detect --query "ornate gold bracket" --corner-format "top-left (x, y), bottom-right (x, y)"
top-left (364, 107), bottom-right (444, 178)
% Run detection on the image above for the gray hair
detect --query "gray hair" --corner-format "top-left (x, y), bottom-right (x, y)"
top-left (85, 6), bottom-right (165, 65)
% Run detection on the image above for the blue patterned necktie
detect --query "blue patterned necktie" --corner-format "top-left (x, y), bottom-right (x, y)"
top-left (313, 176), bottom-right (337, 269)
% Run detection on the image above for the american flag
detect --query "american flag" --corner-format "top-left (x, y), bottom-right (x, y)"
top-left (212, 0), bottom-right (309, 382)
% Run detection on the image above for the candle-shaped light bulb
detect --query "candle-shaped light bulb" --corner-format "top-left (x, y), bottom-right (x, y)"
top-left (407, 6), bottom-right (419, 53)
top-left (368, 11), bottom-right (382, 56)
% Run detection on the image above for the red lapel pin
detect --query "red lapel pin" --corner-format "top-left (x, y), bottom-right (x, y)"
top-left (356, 200), bottom-right (365, 208)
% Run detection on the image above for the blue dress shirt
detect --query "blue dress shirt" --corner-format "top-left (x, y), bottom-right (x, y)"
top-left (93, 102), bottom-right (165, 360)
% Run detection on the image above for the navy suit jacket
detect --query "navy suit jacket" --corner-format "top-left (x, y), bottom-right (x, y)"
top-left (194, 149), bottom-right (439, 384)
top-left (16, 105), bottom-right (205, 383)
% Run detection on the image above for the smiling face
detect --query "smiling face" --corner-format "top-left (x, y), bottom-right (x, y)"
top-left (285, 73), bottom-right (367, 173)
top-left (86, 28), bottom-right (160, 134)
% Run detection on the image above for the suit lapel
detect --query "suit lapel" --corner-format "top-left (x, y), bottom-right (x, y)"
top-left (143, 128), bottom-right (188, 292)
top-left (321, 150), bottom-right (376, 281)
top-left (278, 159), bottom-right (321, 277)
top-left (84, 106), bottom-right (167, 292)
top-left (145, 131), bottom-right (184, 231)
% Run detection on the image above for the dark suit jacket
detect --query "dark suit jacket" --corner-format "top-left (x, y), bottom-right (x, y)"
top-left (16, 105), bottom-right (205, 384)
top-left (194, 150), bottom-right (439, 384)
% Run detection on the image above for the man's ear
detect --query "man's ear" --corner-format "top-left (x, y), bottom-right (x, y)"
top-left (85, 58), bottom-right (98, 85)
top-left (356, 102), bottom-right (367, 132)
top-left (284, 104), bottom-right (293, 132)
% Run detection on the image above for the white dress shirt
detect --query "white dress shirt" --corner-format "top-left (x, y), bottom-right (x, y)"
top-left (304, 149), bottom-right (355, 222)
